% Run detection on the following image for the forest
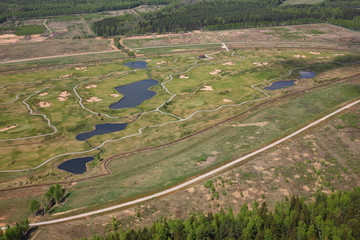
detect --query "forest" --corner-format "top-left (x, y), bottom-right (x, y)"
top-left (92, 0), bottom-right (360, 36)
top-left (82, 187), bottom-right (360, 240)
top-left (0, 0), bottom-right (172, 23)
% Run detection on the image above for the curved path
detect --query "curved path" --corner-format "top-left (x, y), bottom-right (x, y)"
top-left (17, 99), bottom-right (358, 227)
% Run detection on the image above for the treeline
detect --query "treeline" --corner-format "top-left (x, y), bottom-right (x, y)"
top-left (0, 0), bottom-right (173, 23)
top-left (0, 218), bottom-right (29, 240)
top-left (84, 187), bottom-right (360, 240)
top-left (92, 0), bottom-right (360, 36)
top-left (29, 183), bottom-right (65, 216)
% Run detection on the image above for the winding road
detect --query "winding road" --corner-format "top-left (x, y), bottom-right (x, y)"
top-left (18, 99), bottom-right (358, 227)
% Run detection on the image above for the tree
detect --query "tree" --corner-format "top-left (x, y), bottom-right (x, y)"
top-left (29, 200), bottom-right (41, 215)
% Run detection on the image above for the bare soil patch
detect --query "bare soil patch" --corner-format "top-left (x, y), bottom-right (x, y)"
top-left (85, 84), bottom-right (97, 89)
top-left (156, 61), bottom-right (166, 65)
top-left (38, 101), bottom-right (51, 108)
top-left (209, 69), bottom-right (221, 75)
top-left (38, 92), bottom-right (48, 97)
top-left (86, 97), bottom-right (102, 102)
top-left (294, 55), bottom-right (306, 58)
top-left (0, 124), bottom-right (17, 132)
top-left (222, 62), bottom-right (235, 65)
top-left (59, 73), bottom-right (73, 78)
top-left (309, 51), bottom-right (320, 54)
top-left (75, 67), bottom-right (87, 70)
top-left (179, 75), bottom-right (189, 79)
top-left (110, 94), bottom-right (120, 98)
top-left (231, 121), bottom-right (269, 127)
top-left (200, 85), bottom-right (213, 91)
top-left (253, 62), bottom-right (269, 67)
top-left (223, 99), bottom-right (233, 103)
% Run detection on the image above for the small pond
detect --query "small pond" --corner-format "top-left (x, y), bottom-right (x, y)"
top-left (109, 79), bottom-right (158, 109)
top-left (58, 156), bottom-right (94, 174)
top-left (76, 123), bottom-right (128, 141)
top-left (263, 80), bottom-right (296, 90)
top-left (123, 61), bottom-right (148, 69)
top-left (299, 71), bottom-right (316, 79)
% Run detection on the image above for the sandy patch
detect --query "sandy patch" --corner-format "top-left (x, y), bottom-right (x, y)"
top-left (253, 62), bottom-right (268, 67)
top-left (200, 85), bottom-right (213, 91)
top-left (223, 99), bottom-right (233, 103)
top-left (334, 53), bottom-right (344, 56)
top-left (0, 124), bottom-right (17, 132)
top-left (187, 187), bottom-right (195, 194)
top-left (303, 185), bottom-right (311, 192)
top-left (179, 75), bottom-right (189, 79)
top-left (38, 101), bottom-right (51, 108)
top-left (156, 61), bottom-right (166, 65)
top-left (75, 67), bottom-right (87, 70)
top-left (57, 91), bottom-right (70, 101)
top-left (110, 94), bottom-right (120, 97)
top-left (145, 59), bottom-right (152, 62)
top-left (85, 84), bottom-right (97, 89)
top-left (294, 55), bottom-right (306, 58)
top-left (38, 92), bottom-right (48, 96)
top-left (209, 69), bottom-right (221, 75)
top-left (57, 97), bottom-right (66, 101)
top-left (231, 121), bottom-right (269, 127)
top-left (309, 52), bottom-right (320, 54)
top-left (222, 61), bottom-right (235, 65)
top-left (86, 97), bottom-right (102, 102)
top-left (232, 192), bottom-right (242, 199)
top-left (317, 56), bottom-right (331, 59)
top-left (59, 73), bottom-right (74, 78)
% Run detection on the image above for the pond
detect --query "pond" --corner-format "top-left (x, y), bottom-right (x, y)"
top-left (299, 71), bottom-right (316, 79)
top-left (263, 80), bottom-right (296, 90)
top-left (76, 123), bottom-right (128, 141)
top-left (109, 79), bottom-right (158, 109)
top-left (58, 156), bottom-right (94, 174)
top-left (123, 61), bottom-right (148, 69)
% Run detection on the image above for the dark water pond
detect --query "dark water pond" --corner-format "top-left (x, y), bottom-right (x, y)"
top-left (263, 80), bottom-right (296, 90)
top-left (124, 61), bottom-right (148, 69)
top-left (299, 71), bottom-right (316, 79)
top-left (76, 123), bottom-right (128, 141)
top-left (58, 156), bottom-right (94, 174)
top-left (109, 79), bottom-right (158, 109)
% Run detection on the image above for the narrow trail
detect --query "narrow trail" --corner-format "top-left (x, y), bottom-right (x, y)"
top-left (0, 49), bottom-right (359, 172)
top-left (3, 99), bottom-right (357, 228)
top-left (43, 18), bottom-right (52, 34)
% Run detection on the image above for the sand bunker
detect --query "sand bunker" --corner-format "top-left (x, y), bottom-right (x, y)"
top-left (253, 62), bottom-right (268, 67)
top-left (335, 53), bottom-right (344, 56)
top-left (85, 84), bottom-right (97, 89)
top-left (38, 92), bottom-right (48, 96)
top-left (231, 121), bottom-right (269, 127)
top-left (294, 55), bottom-right (306, 58)
top-left (110, 94), bottom-right (120, 97)
top-left (57, 91), bottom-right (70, 101)
top-left (38, 101), bottom-right (51, 108)
top-left (179, 75), bottom-right (189, 79)
top-left (309, 52), bottom-right (320, 54)
top-left (86, 97), bottom-right (102, 102)
top-left (201, 85), bottom-right (213, 91)
top-left (156, 61), bottom-right (166, 65)
top-left (223, 99), bottom-right (233, 103)
top-left (209, 69), bottom-right (222, 75)
top-left (222, 62), bottom-right (235, 65)
top-left (0, 124), bottom-right (17, 132)
top-left (75, 67), bottom-right (87, 70)
top-left (59, 73), bottom-right (74, 78)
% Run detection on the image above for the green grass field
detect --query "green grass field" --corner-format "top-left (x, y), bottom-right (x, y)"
top-left (282, 0), bottom-right (324, 5)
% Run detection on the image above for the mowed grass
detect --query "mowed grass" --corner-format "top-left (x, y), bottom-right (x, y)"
top-left (282, 0), bottom-right (324, 5)
top-left (51, 80), bottom-right (360, 214)
top-left (135, 44), bottom-right (223, 55)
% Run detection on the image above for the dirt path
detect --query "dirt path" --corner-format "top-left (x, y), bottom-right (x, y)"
top-left (2, 99), bottom-right (356, 229)
top-left (43, 18), bottom-right (52, 34)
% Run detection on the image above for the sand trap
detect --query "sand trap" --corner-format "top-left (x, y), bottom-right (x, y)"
top-left (335, 53), bottom-right (344, 56)
top-left (253, 62), bottom-right (268, 67)
top-left (38, 92), bottom-right (48, 96)
top-left (179, 75), bottom-right (189, 79)
top-left (38, 101), bottom-right (51, 108)
top-left (201, 85), bottom-right (213, 91)
top-left (57, 91), bottom-right (70, 101)
top-left (57, 97), bottom-right (67, 101)
top-left (309, 52), bottom-right (320, 54)
top-left (156, 61), bottom-right (166, 65)
top-left (318, 57), bottom-right (331, 59)
top-left (86, 97), bottom-right (102, 102)
top-left (59, 73), bottom-right (74, 78)
top-left (0, 124), bottom-right (17, 132)
top-left (145, 59), bottom-right (152, 62)
top-left (75, 67), bottom-right (87, 70)
top-left (223, 99), bottom-right (233, 103)
top-left (222, 61), bottom-right (235, 65)
top-left (294, 55), bottom-right (306, 58)
top-left (231, 121), bottom-right (269, 127)
top-left (110, 94), bottom-right (120, 97)
top-left (85, 84), bottom-right (97, 89)
top-left (209, 69), bottom-right (221, 75)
